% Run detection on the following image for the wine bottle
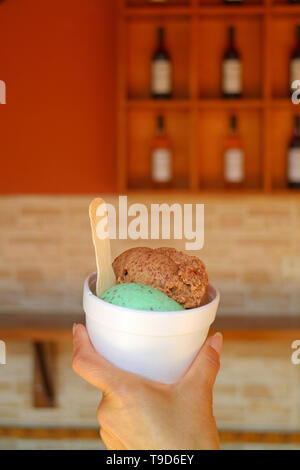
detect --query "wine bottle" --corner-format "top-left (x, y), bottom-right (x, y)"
top-left (287, 116), bottom-right (300, 189)
top-left (224, 115), bottom-right (245, 188)
top-left (151, 115), bottom-right (172, 188)
top-left (224, 0), bottom-right (244, 4)
top-left (151, 27), bottom-right (172, 99)
top-left (222, 26), bottom-right (242, 99)
top-left (290, 26), bottom-right (300, 92)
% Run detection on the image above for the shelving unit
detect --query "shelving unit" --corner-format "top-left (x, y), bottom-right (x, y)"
top-left (117, 0), bottom-right (300, 193)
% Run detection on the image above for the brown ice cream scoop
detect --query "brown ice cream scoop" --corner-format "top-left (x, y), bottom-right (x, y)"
top-left (112, 247), bottom-right (209, 309)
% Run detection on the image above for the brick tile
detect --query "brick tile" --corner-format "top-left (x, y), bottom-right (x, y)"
top-left (16, 269), bottom-right (44, 282)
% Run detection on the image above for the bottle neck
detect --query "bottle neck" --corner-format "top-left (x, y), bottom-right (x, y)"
top-left (158, 28), bottom-right (165, 48)
top-left (228, 27), bottom-right (235, 47)
top-left (157, 116), bottom-right (165, 135)
top-left (230, 116), bottom-right (237, 135)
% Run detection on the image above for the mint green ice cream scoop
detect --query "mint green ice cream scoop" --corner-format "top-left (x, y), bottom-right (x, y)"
top-left (100, 283), bottom-right (184, 312)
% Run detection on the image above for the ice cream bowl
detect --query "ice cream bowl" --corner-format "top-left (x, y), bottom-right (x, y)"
top-left (83, 272), bottom-right (220, 384)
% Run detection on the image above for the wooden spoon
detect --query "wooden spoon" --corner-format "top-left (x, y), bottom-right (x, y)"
top-left (89, 198), bottom-right (116, 297)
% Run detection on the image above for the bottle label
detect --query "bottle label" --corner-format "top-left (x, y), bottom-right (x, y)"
top-left (290, 59), bottom-right (300, 86)
top-left (152, 60), bottom-right (172, 95)
top-left (152, 148), bottom-right (172, 182)
top-left (288, 148), bottom-right (300, 183)
top-left (224, 148), bottom-right (244, 183)
top-left (222, 59), bottom-right (242, 94)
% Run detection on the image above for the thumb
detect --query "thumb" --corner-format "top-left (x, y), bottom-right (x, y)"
top-left (183, 332), bottom-right (223, 392)
top-left (72, 323), bottom-right (124, 395)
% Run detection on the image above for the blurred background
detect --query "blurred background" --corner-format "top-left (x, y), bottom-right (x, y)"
top-left (0, 0), bottom-right (300, 450)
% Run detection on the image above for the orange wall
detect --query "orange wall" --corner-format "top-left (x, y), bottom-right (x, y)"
top-left (0, 0), bottom-right (117, 193)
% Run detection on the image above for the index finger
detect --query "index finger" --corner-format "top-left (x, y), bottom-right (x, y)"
top-left (72, 323), bottom-right (123, 394)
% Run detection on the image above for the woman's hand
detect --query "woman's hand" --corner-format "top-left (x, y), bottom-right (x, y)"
top-left (72, 323), bottom-right (222, 450)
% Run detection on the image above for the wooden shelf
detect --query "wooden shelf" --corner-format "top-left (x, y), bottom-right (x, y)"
top-left (125, 99), bottom-right (191, 109)
top-left (124, 6), bottom-right (265, 17)
top-left (127, 187), bottom-right (191, 194)
top-left (212, 314), bottom-right (300, 341)
top-left (127, 180), bottom-right (190, 190)
top-left (124, 6), bottom-right (191, 17)
top-left (271, 188), bottom-right (300, 195)
top-left (123, 3), bottom-right (300, 17)
top-left (0, 313), bottom-right (82, 342)
top-left (125, 188), bottom-right (300, 196)
top-left (0, 312), bottom-right (299, 342)
top-left (197, 6), bottom-right (265, 15)
top-left (197, 98), bottom-right (264, 108)
top-left (271, 4), bottom-right (300, 15)
top-left (125, 99), bottom-right (264, 109)
top-left (271, 98), bottom-right (297, 108)
top-left (117, 0), bottom-right (300, 193)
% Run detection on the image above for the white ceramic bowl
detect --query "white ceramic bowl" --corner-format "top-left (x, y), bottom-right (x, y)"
top-left (83, 272), bottom-right (220, 384)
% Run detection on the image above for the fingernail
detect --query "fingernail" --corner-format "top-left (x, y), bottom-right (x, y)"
top-left (209, 332), bottom-right (223, 355)
top-left (73, 323), bottom-right (77, 335)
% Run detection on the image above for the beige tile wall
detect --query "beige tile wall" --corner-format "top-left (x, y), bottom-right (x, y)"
top-left (1, 194), bottom-right (299, 316)
top-left (0, 340), bottom-right (299, 434)
top-left (0, 195), bottom-right (299, 436)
